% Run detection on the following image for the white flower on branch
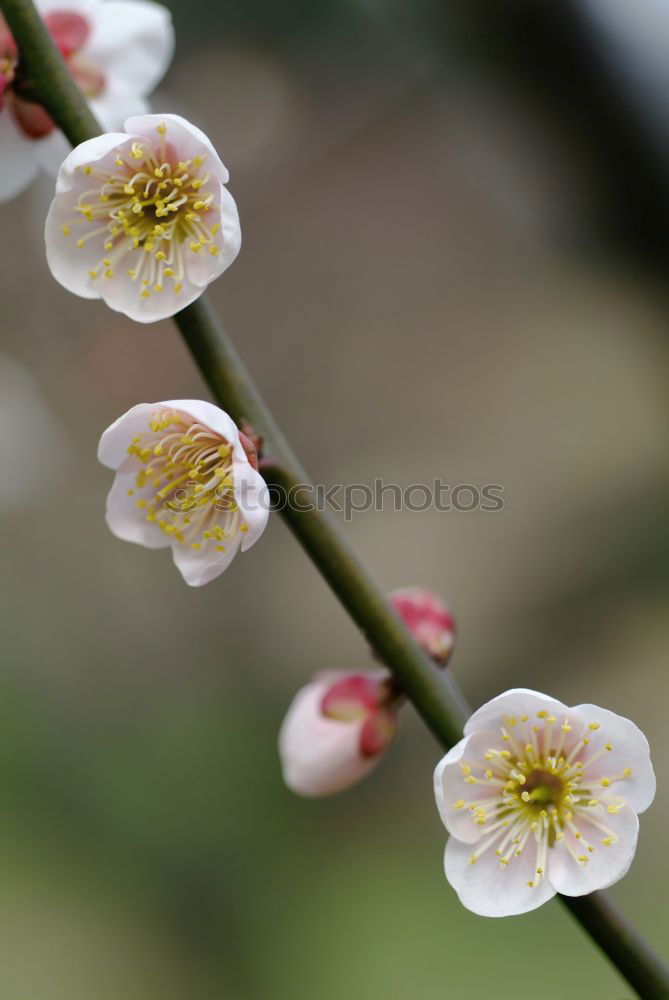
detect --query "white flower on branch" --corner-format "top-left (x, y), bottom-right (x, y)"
top-left (98, 399), bottom-right (269, 586)
top-left (389, 586), bottom-right (455, 664)
top-left (434, 688), bottom-right (655, 917)
top-left (45, 113), bottom-right (241, 321)
top-left (279, 672), bottom-right (398, 797)
top-left (0, 0), bottom-right (173, 201)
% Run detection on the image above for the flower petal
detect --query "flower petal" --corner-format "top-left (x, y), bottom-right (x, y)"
top-left (33, 128), bottom-right (71, 176)
top-left (464, 688), bottom-right (572, 737)
top-left (434, 731), bottom-right (501, 844)
top-left (124, 113), bottom-right (230, 182)
top-left (170, 531), bottom-right (242, 587)
top-left (444, 836), bottom-right (556, 917)
top-left (97, 402), bottom-right (156, 469)
top-left (105, 457), bottom-right (169, 548)
top-left (232, 461), bottom-right (270, 551)
top-left (548, 805), bottom-right (639, 896)
top-left (279, 678), bottom-right (377, 797)
top-left (84, 0), bottom-right (174, 98)
top-left (0, 109), bottom-right (39, 202)
top-left (571, 703), bottom-right (656, 814)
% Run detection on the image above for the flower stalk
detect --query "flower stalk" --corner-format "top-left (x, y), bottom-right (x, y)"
top-left (1, 0), bottom-right (667, 994)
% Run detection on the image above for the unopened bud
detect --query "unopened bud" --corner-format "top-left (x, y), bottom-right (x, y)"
top-left (389, 586), bottom-right (455, 664)
top-left (279, 672), bottom-right (397, 797)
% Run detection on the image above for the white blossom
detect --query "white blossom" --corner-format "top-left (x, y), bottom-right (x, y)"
top-left (98, 399), bottom-right (268, 586)
top-left (434, 688), bottom-right (655, 916)
top-left (45, 114), bottom-right (240, 321)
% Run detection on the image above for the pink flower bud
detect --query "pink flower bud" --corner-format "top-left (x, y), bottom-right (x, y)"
top-left (389, 586), bottom-right (455, 664)
top-left (279, 672), bottom-right (397, 797)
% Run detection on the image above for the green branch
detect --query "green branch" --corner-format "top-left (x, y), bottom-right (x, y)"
top-left (2, 0), bottom-right (668, 995)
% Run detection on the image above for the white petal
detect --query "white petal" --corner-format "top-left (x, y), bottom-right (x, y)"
top-left (279, 678), bottom-right (377, 797)
top-left (105, 458), bottom-right (168, 548)
top-left (170, 532), bottom-right (242, 587)
top-left (571, 703), bottom-right (656, 814)
top-left (444, 836), bottom-right (556, 917)
top-left (90, 89), bottom-right (150, 132)
top-left (124, 113), bottom-right (230, 182)
top-left (33, 128), bottom-right (71, 176)
top-left (185, 184), bottom-right (241, 289)
top-left (464, 688), bottom-right (572, 736)
top-left (548, 805), bottom-right (639, 896)
top-left (159, 400), bottom-right (243, 447)
top-left (232, 462), bottom-right (270, 551)
top-left (97, 266), bottom-right (203, 323)
top-left (434, 731), bottom-right (501, 844)
top-left (0, 110), bottom-right (39, 202)
top-left (84, 0), bottom-right (174, 98)
top-left (52, 131), bottom-right (128, 195)
top-left (44, 198), bottom-right (102, 299)
top-left (97, 402), bottom-right (156, 469)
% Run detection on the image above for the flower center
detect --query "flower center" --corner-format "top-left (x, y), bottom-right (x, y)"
top-left (126, 408), bottom-right (248, 550)
top-left (62, 123), bottom-right (220, 301)
top-left (1, 11), bottom-right (102, 138)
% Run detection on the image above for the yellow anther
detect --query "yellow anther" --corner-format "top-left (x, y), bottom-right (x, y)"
top-left (600, 778), bottom-right (611, 787)
top-left (193, 200), bottom-right (206, 211)
top-left (210, 223), bottom-right (220, 235)
top-left (623, 768), bottom-right (632, 777)
top-left (174, 283), bottom-right (182, 294)
top-left (76, 238), bottom-right (84, 249)
top-left (156, 123), bottom-right (167, 135)
top-left (115, 157), bottom-right (124, 167)
top-left (189, 241), bottom-right (202, 252)
top-left (527, 881), bottom-right (535, 888)
top-left (577, 856), bottom-right (589, 864)
top-left (536, 710), bottom-right (548, 719)
top-left (153, 284), bottom-right (163, 293)
top-left (588, 799), bottom-right (598, 807)
top-left (191, 178), bottom-right (204, 190)
top-left (153, 444), bottom-right (163, 456)
top-left (190, 543), bottom-right (202, 550)
top-left (155, 251), bottom-right (166, 261)
top-left (607, 804), bottom-right (621, 814)
top-left (215, 545), bottom-right (226, 551)
top-left (61, 224), bottom-right (70, 236)
top-left (485, 770), bottom-right (493, 780)
top-left (163, 267), bottom-right (174, 277)
top-left (104, 241), bottom-right (113, 251)
top-left (561, 722), bottom-right (572, 732)
top-left (453, 799), bottom-right (465, 809)
top-left (123, 184), bottom-right (135, 195)
top-left (132, 203), bottom-right (143, 214)
top-left (521, 791), bottom-right (530, 802)
top-left (193, 155), bottom-right (205, 167)
top-left (127, 489), bottom-right (135, 496)
top-left (240, 523), bottom-right (249, 533)
top-left (602, 837), bottom-right (615, 847)
top-left (88, 270), bottom-right (98, 279)
top-left (209, 245), bottom-right (219, 256)
top-left (128, 269), bottom-right (137, 278)
top-left (605, 743), bottom-right (613, 752)
top-left (588, 722), bottom-right (601, 730)
top-left (104, 268), bottom-right (114, 279)
top-left (83, 166), bottom-right (92, 175)
top-left (135, 498), bottom-right (146, 509)
top-left (469, 855), bottom-right (478, 866)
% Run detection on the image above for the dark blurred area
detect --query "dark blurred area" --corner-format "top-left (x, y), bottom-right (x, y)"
top-left (1, 0), bottom-right (668, 996)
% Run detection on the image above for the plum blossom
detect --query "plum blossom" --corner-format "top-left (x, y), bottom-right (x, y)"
top-left (389, 586), bottom-right (455, 664)
top-left (45, 114), bottom-right (240, 321)
top-left (279, 672), bottom-right (398, 797)
top-left (434, 688), bottom-right (655, 917)
top-left (98, 399), bottom-right (269, 586)
top-left (0, 0), bottom-right (173, 201)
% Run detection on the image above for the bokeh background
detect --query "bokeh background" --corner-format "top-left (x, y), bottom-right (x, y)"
top-left (1, 0), bottom-right (668, 996)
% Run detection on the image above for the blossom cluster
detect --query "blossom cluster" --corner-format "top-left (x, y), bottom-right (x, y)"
top-left (0, 0), bottom-right (657, 925)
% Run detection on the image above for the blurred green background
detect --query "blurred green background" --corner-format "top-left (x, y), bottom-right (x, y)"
top-left (1, 0), bottom-right (668, 996)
